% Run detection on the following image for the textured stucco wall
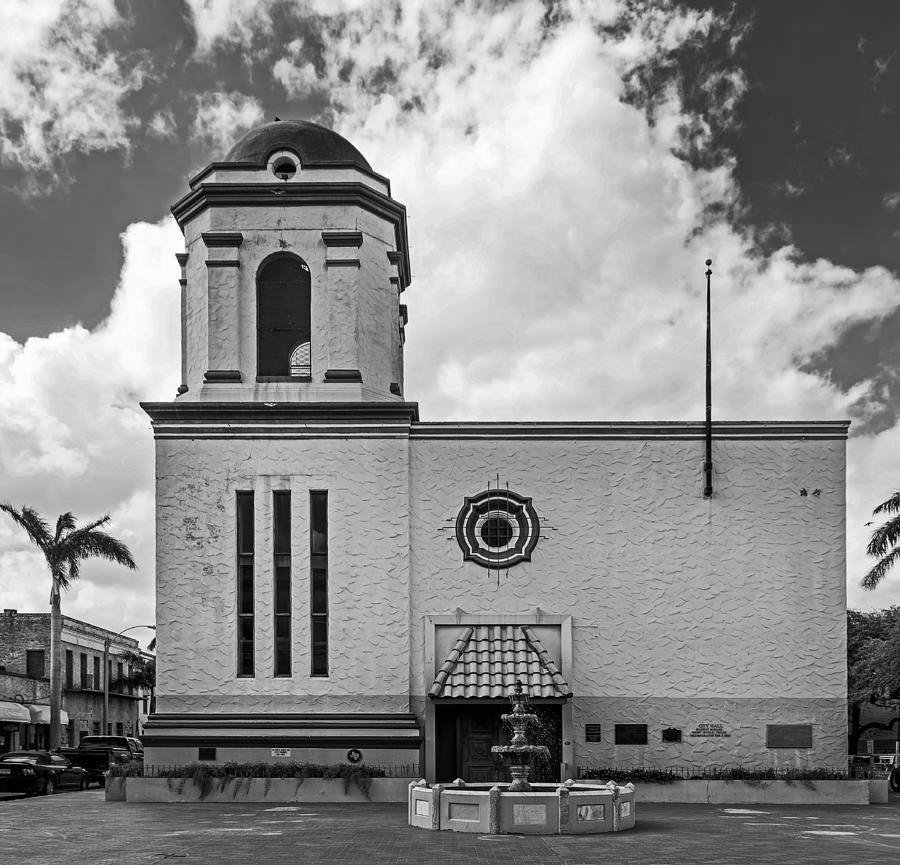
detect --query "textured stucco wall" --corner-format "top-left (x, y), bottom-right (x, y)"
top-left (155, 436), bottom-right (411, 714)
top-left (572, 697), bottom-right (846, 769)
top-left (179, 204), bottom-right (399, 400)
top-left (408, 435), bottom-right (847, 766)
top-left (152, 426), bottom-right (846, 767)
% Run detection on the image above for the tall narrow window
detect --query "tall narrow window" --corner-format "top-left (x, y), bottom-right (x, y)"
top-left (26, 650), bottom-right (45, 678)
top-left (257, 255), bottom-right (311, 377)
top-left (80, 653), bottom-right (88, 689)
top-left (93, 656), bottom-right (100, 690)
top-left (273, 491), bottom-right (292, 677)
top-left (237, 491), bottom-right (255, 677)
top-left (65, 650), bottom-right (74, 689)
top-left (310, 491), bottom-right (328, 676)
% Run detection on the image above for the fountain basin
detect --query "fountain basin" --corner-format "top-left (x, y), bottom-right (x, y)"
top-left (408, 779), bottom-right (635, 835)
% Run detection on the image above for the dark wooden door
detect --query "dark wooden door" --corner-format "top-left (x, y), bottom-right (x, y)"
top-left (434, 703), bottom-right (562, 783)
top-left (461, 709), bottom-right (500, 782)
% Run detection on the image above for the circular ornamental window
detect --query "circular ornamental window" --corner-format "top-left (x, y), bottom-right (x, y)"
top-left (455, 488), bottom-right (540, 569)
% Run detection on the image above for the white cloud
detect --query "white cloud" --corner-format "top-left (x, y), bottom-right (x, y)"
top-left (273, 39), bottom-right (321, 96)
top-left (0, 218), bottom-right (181, 632)
top-left (0, 0), bottom-right (145, 192)
top-left (273, 0), bottom-right (900, 603)
top-left (190, 91), bottom-right (265, 156)
top-left (183, 0), bottom-right (277, 55)
top-left (5, 0), bottom-right (900, 634)
top-left (147, 110), bottom-right (177, 139)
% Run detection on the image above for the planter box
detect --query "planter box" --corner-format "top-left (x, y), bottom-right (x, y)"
top-left (869, 778), bottom-right (889, 804)
top-left (104, 776), bottom-right (126, 802)
top-left (634, 780), bottom-right (870, 805)
top-left (124, 777), bottom-right (414, 803)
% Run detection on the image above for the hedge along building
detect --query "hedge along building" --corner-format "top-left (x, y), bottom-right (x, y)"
top-left (141, 120), bottom-right (849, 779)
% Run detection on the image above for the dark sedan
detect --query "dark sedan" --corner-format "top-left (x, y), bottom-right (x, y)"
top-left (0, 751), bottom-right (89, 796)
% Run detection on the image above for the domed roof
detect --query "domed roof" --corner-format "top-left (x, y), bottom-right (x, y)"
top-left (224, 119), bottom-right (371, 170)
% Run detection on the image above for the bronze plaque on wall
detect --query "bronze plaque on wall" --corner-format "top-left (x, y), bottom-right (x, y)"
top-left (585, 724), bottom-right (602, 742)
top-left (766, 724), bottom-right (813, 749)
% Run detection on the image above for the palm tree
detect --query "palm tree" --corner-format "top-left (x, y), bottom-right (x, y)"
top-left (0, 505), bottom-right (136, 748)
top-left (112, 649), bottom-right (156, 716)
top-left (863, 491), bottom-right (900, 589)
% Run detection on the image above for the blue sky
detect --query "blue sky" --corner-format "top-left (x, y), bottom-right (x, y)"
top-left (1, 0), bottom-right (899, 639)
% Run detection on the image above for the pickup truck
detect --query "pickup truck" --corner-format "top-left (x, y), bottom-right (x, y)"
top-left (850, 753), bottom-right (900, 792)
top-left (55, 736), bottom-right (143, 786)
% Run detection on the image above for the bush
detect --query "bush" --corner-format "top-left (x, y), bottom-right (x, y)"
top-left (578, 766), bottom-right (849, 784)
top-left (109, 761), bottom-right (388, 800)
top-left (579, 768), bottom-right (679, 784)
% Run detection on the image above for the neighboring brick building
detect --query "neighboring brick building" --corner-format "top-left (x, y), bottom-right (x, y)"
top-left (0, 610), bottom-right (145, 751)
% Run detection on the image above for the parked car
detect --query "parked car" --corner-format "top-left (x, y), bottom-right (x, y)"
top-left (55, 735), bottom-right (143, 786)
top-left (0, 751), bottom-right (89, 796)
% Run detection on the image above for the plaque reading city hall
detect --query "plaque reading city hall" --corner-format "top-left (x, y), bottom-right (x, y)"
top-left (688, 723), bottom-right (731, 738)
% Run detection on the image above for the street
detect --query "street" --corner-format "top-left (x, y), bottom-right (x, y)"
top-left (3, 788), bottom-right (900, 864)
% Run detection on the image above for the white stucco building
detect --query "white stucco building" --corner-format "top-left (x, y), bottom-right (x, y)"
top-left (141, 120), bottom-right (848, 780)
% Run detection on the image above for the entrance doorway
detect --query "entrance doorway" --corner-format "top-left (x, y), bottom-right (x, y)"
top-left (434, 702), bottom-right (562, 783)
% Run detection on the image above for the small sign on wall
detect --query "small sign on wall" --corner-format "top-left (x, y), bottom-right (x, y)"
top-left (688, 723), bottom-right (731, 738)
top-left (585, 724), bottom-right (602, 742)
top-left (346, 748), bottom-right (363, 764)
top-left (271, 747), bottom-right (292, 757)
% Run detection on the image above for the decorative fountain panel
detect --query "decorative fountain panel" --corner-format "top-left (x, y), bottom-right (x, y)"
top-left (409, 682), bottom-right (635, 835)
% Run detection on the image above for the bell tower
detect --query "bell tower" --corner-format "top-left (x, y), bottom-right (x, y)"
top-left (171, 119), bottom-right (410, 402)
top-left (142, 121), bottom-right (422, 768)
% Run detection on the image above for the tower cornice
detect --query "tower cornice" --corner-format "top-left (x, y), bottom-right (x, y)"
top-left (141, 401), bottom-right (421, 437)
top-left (171, 182), bottom-right (411, 289)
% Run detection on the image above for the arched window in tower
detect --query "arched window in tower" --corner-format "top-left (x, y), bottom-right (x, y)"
top-left (257, 255), bottom-right (311, 377)
top-left (289, 341), bottom-right (311, 377)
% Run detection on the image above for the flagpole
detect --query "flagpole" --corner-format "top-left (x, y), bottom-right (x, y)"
top-left (703, 258), bottom-right (713, 498)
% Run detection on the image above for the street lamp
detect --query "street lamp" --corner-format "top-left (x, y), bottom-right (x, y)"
top-left (103, 624), bottom-right (155, 735)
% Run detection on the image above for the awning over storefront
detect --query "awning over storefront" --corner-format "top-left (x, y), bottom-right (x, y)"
top-left (27, 705), bottom-right (68, 725)
top-left (0, 700), bottom-right (31, 724)
top-left (429, 624), bottom-right (573, 699)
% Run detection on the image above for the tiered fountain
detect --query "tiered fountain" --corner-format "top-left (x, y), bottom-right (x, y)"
top-left (491, 681), bottom-right (550, 791)
top-left (409, 681), bottom-right (636, 835)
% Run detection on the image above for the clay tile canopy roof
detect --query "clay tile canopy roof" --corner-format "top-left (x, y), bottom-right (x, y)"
top-left (224, 119), bottom-right (372, 170)
top-left (429, 625), bottom-right (572, 699)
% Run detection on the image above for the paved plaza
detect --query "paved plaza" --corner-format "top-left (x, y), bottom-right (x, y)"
top-left (3, 788), bottom-right (900, 864)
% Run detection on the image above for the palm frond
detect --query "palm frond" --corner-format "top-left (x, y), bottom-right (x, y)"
top-left (866, 514), bottom-right (900, 558)
top-left (67, 514), bottom-right (111, 538)
top-left (873, 492), bottom-right (900, 516)
top-left (54, 512), bottom-right (77, 544)
top-left (116, 649), bottom-right (145, 666)
top-left (111, 651), bottom-right (155, 691)
top-left (62, 557), bottom-right (79, 590)
top-left (862, 546), bottom-right (900, 590)
top-left (0, 503), bottom-right (52, 552)
top-left (62, 529), bottom-right (136, 571)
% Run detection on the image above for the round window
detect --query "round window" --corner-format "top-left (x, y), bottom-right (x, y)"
top-left (272, 158), bottom-right (297, 180)
top-left (455, 488), bottom-right (540, 569)
top-left (480, 516), bottom-right (513, 548)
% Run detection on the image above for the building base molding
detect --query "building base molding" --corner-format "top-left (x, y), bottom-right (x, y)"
top-left (142, 712), bottom-right (423, 767)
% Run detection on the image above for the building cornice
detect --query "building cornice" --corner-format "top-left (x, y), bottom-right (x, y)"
top-left (139, 406), bottom-right (848, 442)
top-left (171, 182), bottom-right (410, 288)
top-left (140, 401), bottom-right (421, 439)
top-left (410, 420), bottom-right (851, 441)
top-left (187, 160), bottom-right (393, 195)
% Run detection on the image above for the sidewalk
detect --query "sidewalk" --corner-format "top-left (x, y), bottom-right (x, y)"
top-left (5, 788), bottom-right (900, 864)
